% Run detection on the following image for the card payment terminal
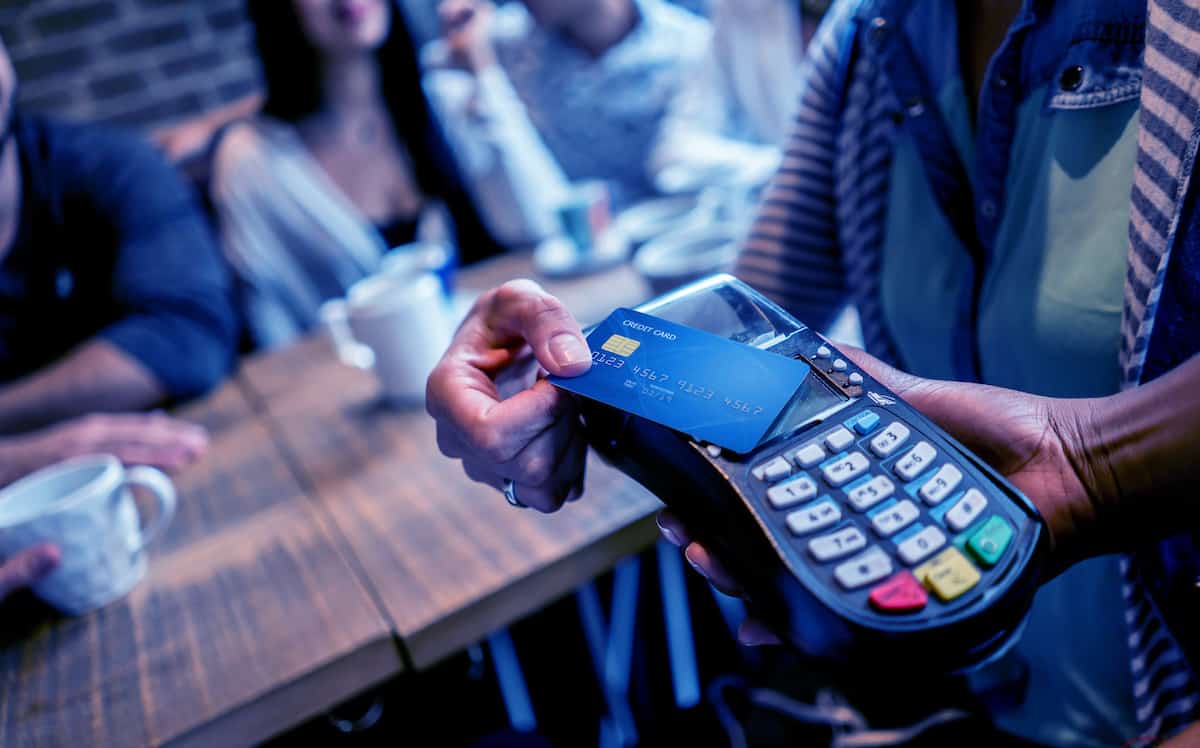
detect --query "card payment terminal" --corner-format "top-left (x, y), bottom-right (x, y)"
top-left (570, 275), bottom-right (1047, 672)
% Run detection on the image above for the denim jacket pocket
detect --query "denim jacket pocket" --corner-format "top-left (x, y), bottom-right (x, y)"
top-left (1043, 35), bottom-right (1143, 111)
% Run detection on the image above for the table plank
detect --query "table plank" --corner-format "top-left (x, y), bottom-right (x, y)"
top-left (239, 256), bottom-right (662, 669)
top-left (0, 383), bottom-right (400, 748)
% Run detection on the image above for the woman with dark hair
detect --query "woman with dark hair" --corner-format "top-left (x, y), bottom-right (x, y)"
top-left (210, 0), bottom-right (506, 349)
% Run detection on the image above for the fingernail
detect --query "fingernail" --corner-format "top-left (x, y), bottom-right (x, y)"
top-left (739, 623), bottom-right (780, 647)
top-left (548, 334), bottom-right (590, 369)
top-left (657, 518), bottom-right (682, 546)
top-left (684, 547), bottom-right (709, 579)
top-left (740, 631), bottom-right (773, 647)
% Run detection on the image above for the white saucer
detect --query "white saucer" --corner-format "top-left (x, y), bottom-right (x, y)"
top-left (533, 227), bottom-right (631, 279)
top-left (614, 194), bottom-right (709, 248)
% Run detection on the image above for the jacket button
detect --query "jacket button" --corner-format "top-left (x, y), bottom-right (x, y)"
top-left (1059, 65), bottom-right (1085, 92)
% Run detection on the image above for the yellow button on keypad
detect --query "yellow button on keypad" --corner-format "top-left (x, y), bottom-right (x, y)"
top-left (912, 546), bottom-right (980, 602)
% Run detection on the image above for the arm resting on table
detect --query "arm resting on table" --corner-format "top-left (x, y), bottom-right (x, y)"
top-left (0, 341), bottom-right (164, 434)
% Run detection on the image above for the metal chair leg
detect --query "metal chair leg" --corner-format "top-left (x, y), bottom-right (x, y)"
top-left (487, 628), bottom-right (537, 733)
top-left (575, 556), bottom-right (642, 748)
top-left (657, 539), bottom-right (701, 708)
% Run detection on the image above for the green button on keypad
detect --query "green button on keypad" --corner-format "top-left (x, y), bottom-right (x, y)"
top-left (966, 516), bottom-right (1013, 567)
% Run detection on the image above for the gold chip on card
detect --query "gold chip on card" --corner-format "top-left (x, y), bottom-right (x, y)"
top-left (600, 334), bottom-right (640, 356)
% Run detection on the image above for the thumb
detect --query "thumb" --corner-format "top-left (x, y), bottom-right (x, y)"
top-left (837, 344), bottom-right (1030, 458)
top-left (837, 344), bottom-right (965, 419)
top-left (0, 543), bottom-right (60, 600)
top-left (479, 279), bottom-right (592, 377)
top-left (837, 344), bottom-right (928, 399)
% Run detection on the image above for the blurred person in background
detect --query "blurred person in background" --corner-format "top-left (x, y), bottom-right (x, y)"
top-left (648, 0), bottom-right (823, 193)
top-left (210, 0), bottom-right (505, 350)
top-left (0, 35), bottom-right (230, 457)
top-left (0, 33), bottom-right (221, 597)
top-left (425, 0), bottom-right (709, 245)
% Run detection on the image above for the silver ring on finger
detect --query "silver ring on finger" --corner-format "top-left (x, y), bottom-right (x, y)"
top-left (502, 478), bottom-right (526, 509)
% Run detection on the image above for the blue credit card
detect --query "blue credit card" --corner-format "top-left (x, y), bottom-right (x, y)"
top-left (548, 308), bottom-right (810, 453)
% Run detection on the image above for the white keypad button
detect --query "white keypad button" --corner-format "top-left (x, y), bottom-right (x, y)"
top-left (767, 474), bottom-right (818, 509)
top-left (786, 500), bottom-right (842, 536)
top-left (894, 441), bottom-right (938, 482)
top-left (918, 464), bottom-right (963, 505)
top-left (790, 443), bottom-right (827, 468)
top-left (809, 526), bottom-right (867, 562)
top-left (705, 444), bottom-right (723, 459)
top-left (896, 525), bottom-right (947, 565)
top-left (869, 422), bottom-right (911, 458)
top-left (834, 548), bottom-right (893, 590)
top-left (832, 358), bottom-right (848, 371)
top-left (815, 345), bottom-right (832, 359)
top-left (822, 451), bottom-right (870, 487)
top-left (871, 499), bottom-right (920, 536)
top-left (824, 427), bottom-right (855, 452)
top-left (845, 475), bottom-right (895, 511)
top-left (753, 456), bottom-right (792, 483)
top-left (848, 372), bottom-right (865, 385)
top-left (945, 489), bottom-right (988, 532)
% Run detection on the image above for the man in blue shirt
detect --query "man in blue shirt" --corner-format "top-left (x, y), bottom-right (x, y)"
top-left (0, 35), bottom-right (229, 602)
top-left (0, 39), bottom-right (236, 433)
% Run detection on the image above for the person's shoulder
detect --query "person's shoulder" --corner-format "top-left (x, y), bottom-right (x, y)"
top-left (16, 112), bottom-right (184, 198)
top-left (18, 113), bottom-right (157, 167)
top-left (212, 117), bottom-right (289, 165)
top-left (210, 117), bottom-right (297, 197)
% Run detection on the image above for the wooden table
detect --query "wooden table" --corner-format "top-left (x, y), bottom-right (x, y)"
top-left (0, 383), bottom-right (401, 748)
top-left (239, 253), bottom-right (663, 669)
top-left (1, 253), bottom-right (664, 745)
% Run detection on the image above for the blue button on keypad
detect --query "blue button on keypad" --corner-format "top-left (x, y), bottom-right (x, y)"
top-left (851, 410), bottom-right (881, 435)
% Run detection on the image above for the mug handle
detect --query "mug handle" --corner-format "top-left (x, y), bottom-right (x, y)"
top-left (123, 466), bottom-right (178, 554)
top-left (320, 298), bottom-right (375, 369)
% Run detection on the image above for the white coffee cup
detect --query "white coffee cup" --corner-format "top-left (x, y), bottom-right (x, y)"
top-left (0, 454), bottom-right (176, 615)
top-left (320, 271), bottom-right (456, 403)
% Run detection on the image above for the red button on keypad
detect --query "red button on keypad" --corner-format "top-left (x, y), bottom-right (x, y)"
top-left (868, 571), bottom-right (927, 614)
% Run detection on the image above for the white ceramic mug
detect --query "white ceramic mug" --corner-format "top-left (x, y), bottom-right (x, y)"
top-left (320, 271), bottom-right (457, 403)
top-left (0, 454), bottom-right (176, 615)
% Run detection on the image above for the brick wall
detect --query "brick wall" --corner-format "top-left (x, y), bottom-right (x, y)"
top-left (0, 0), bottom-right (260, 131)
top-left (0, 0), bottom-right (709, 133)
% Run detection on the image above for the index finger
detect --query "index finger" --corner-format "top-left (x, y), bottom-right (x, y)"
top-left (85, 414), bottom-right (209, 452)
top-left (471, 279), bottom-right (592, 377)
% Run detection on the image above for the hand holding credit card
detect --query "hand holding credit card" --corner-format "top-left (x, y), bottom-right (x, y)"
top-left (548, 308), bottom-right (812, 453)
